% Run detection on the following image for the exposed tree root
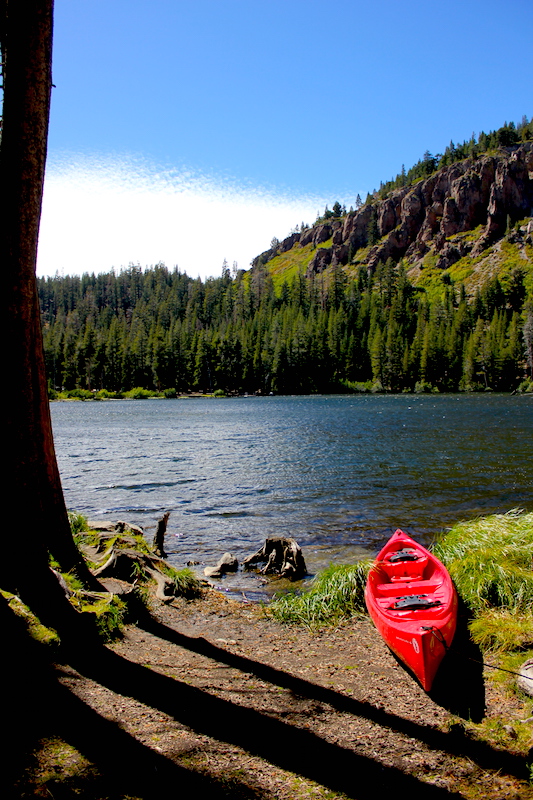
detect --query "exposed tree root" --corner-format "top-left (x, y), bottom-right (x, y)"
top-left (78, 522), bottom-right (203, 608)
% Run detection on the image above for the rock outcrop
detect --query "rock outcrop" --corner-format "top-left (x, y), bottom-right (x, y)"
top-left (254, 143), bottom-right (533, 277)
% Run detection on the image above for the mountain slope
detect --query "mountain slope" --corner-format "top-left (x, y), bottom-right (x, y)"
top-left (253, 143), bottom-right (533, 300)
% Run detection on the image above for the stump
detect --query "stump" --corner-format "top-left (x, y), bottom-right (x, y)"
top-left (86, 524), bottom-right (194, 604)
top-left (153, 511), bottom-right (171, 558)
top-left (243, 537), bottom-right (307, 580)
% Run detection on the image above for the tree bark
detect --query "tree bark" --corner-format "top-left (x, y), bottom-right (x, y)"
top-left (0, 0), bottom-right (99, 630)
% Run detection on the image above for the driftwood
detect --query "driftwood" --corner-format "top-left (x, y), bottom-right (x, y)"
top-left (153, 511), bottom-right (171, 558)
top-left (51, 568), bottom-right (74, 597)
top-left (145, 567), bottom-right (176, 603)
top-left (518, 659), bottom-right (533, 697)
top-left (204, 552), bottom-right (239, 579)
top-left (92, 548), bottom-right (151, 582)
top-left (243, 537), bottom-right (307, 580)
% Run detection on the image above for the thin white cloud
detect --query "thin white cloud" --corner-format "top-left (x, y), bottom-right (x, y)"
top-left (37, 153), bottom-right (335, 279)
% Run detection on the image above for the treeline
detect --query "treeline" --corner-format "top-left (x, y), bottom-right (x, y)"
top-left (312, 118), bottom-right (533, 224)
top-left (39, 261), bottom-right (533, 396)
top-left (374, 117), bottom-right (533, 203)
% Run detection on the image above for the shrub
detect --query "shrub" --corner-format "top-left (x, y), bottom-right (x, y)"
top-left (123, 387), bottom-right (156, 399)
top-left (58, 388), bottom-right (94, 400)
top-left (414, 380), bottom-right (434, 393)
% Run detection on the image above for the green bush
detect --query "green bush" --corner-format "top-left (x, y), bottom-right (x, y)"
top-left (95, 389), bottom-right (123, 399)
top-left (339, 379), bottom-right (373, 393)
top-left (517, 378), bottom-right (533, 393)
top-left (123, 387), bottom-right (156, 399)
top-left (414, 380), bottom-right (434, 393)
top-left (58, 388), bottom-right (94, 400)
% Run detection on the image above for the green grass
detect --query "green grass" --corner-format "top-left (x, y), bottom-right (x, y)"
top-left (266, 238), bottom-right (334, 293)
top-left (468, 609), bottom-right (533, 652)
top-left (160, 565), bottom-right (204, 599)
top-left (268, 561), bottom-right (372, 629)
top-left (1, 589), bottom-right (60, 644)
top-left (68, 510), bottom-right (90, 536)
top-left (78, 593), bottom-right (127, 641)
top-left (434, 509), bottom-right (533, 651)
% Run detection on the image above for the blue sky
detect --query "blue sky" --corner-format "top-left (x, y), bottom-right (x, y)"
top-left (38, 0), bottom-right (533, 279)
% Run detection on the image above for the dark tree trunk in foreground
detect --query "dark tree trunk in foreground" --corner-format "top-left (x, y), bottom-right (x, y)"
top-left (1, 0), bottom-right (98, 631)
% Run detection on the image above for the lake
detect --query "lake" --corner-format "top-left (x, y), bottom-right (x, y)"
top-left (50, 394), bottom-right (533, 600)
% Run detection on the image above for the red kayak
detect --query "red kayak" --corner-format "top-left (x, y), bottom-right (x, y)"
top-left (364, 529), bottom-right (457, 691)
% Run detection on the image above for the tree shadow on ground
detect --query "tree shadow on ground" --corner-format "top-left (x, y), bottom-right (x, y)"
top-left (134, 615), bottom-right (526, 782)
top-left (61, 637), bottom-right (462, 800)
top-left (1, 598), bottom-right (266, 800)
top-left (3, 599), bottom-right (528, 800)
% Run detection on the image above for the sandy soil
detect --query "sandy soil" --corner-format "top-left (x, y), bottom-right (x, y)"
top-left (8, 587), bottom-right (532, 800)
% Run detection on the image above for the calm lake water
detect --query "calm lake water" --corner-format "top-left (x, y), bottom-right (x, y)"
top-left (50, 394), bottom-right (533, 600)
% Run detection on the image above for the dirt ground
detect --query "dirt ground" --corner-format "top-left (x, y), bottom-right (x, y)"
top-left (6, 589), bottom-right (533, 800)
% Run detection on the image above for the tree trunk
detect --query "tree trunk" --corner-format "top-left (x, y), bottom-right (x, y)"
top-left (0, 0), bottom-right (99, 631)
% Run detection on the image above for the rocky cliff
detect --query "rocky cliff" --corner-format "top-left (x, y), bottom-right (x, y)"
top-left (254, 143), bottom-right (533, 279)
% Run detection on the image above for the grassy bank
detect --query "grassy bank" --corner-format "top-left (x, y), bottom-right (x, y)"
top-left (434, 509), bottom-right (533, 652)
top-left (268, 561), bottom-right (372, 627)
top-left (269, 509), bottom-right (533, 780)
top-left (270, 510), bottom-right (533, 652)
top-left (4, 512), bottom-right (205, 646)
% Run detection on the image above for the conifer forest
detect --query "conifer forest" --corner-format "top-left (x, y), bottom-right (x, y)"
top-left (39, 257), bottom-right (533, 397)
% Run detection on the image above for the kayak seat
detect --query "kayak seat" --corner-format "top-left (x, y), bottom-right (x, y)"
top-left (379, 552), bottom-right (429, 582)
top-left (375, 588), bottom-right (446, 614)
top-left (390, 594), bottom-right (442, 610)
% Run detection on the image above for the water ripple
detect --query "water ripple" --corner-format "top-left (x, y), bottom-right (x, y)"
top-left (51, 395), bottom-right (533, 595)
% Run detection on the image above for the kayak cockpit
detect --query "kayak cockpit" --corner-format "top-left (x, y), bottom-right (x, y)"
top-left (370, 544), bottom-right (448, 619)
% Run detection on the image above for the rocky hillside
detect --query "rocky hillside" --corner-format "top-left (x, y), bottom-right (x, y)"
top-left (253, 143), bottom-right (533, 295)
